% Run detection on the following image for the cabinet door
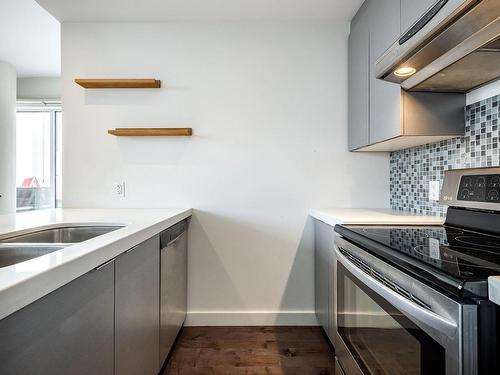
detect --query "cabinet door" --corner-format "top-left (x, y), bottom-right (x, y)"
top-left (115, 235), bottom-right (160, 375)
top-left (368, 0), bottom-right (402, 144)
top-left (160, 231), bottom-right (187, 365)
top-left (348, 3), bottom-right (370, 150)
top-left (314, 220), bottom-right (335, 341)
top-left (0, 261), bottom-right (115, 375)
top-left (401, 0), bottom-right (440, 36)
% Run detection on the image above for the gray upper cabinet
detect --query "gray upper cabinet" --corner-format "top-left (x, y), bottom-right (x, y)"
top-left (401, 0), bottom-right (440, 35)
top-left (0, 261), bottom-right (115, 375)
top-left (368, 0), bottom-right (402, 144)
top-left (348, 2), bottom-right (370, 150)
top-left (115, 235), bottom-right (160, 375)
top-left (348, 0), bottom-right (465, 151)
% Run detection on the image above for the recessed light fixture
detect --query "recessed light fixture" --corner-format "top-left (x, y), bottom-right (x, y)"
top-left (394, 66), bottom-right (417, 77)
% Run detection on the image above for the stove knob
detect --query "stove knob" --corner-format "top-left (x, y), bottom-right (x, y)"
top-left (476, 176), bottom-right (486, 188)
top-left (488, 190), bottom-right (499, 201)
top-left (459, 189), bottom-right (469, 200)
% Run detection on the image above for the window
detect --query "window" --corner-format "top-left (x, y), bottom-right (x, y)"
top-left (16, 108), bottom-right (62, 211)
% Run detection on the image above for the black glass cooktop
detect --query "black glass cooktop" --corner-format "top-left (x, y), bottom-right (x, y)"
top-left (335, 224), bottom-right (500, 298)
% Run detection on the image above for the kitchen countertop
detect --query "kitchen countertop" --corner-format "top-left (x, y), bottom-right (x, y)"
top-left (0, 208), bottom-right (192, 320)
top-left (310, 208), bottom-right (444, 226)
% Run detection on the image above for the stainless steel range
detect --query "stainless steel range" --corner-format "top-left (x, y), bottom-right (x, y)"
top-left (333, 167), bottom-right (500, 375)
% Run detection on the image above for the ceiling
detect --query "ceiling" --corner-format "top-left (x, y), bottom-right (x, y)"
top-left (0, 0), bottom-right (60, 77)
top-left (2, 0), bottom-right (364, 76)
top-left (34, 0), bottom-right (364, 22)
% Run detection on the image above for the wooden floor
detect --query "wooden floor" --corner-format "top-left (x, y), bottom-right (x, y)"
top-left (163, 326), bottom-right (335, 375)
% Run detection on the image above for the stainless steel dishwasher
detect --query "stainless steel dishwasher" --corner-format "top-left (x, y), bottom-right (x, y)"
top-left (159, 220), bottom-right (188, 368)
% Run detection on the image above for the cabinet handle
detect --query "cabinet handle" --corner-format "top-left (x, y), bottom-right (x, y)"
top-left (124, 247), bottom-right (135, 254)
top-left (167, 233), bottom-right (184, 247)
top-left (96, 258), bottom-right (115, 270)
top-left (399, 0), bottom-right (448, 45)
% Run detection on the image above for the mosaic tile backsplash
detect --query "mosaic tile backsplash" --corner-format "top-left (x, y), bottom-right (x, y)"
top-left (390, 93), bottom-right (500, 216)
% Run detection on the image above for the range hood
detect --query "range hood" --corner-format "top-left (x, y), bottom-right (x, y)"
top-left (375, 0), bottom-right (500, 93)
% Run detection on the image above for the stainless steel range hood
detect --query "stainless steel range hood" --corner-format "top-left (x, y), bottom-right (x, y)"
top-left (375, 0), bottom-right (500, 93)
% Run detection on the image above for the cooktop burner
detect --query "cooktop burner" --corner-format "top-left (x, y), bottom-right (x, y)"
top-left (343, 225), bottom-right (500, 282)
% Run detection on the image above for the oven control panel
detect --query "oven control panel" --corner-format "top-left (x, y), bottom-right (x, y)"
top-left (458, 174), bottom-right (500, 202)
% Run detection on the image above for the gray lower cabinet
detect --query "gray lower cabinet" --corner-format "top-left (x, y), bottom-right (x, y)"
top-left (0, 224), bottom-right (187, 375)
top-left (314, 219), bottom-right (335, 341)
top-left (0, 261), bottom-right (115, 375)
top-left (115, 235), bottom-right (160, 375)
top-left (160, 230), bottom-right (187, 366)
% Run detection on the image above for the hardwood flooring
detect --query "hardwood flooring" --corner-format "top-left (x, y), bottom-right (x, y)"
top-left (163, 326), bottom-right (335, 375)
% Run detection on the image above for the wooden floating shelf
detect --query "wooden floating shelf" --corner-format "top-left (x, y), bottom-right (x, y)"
top-left (108, 128), bottom-right (192, 137)
top-left (75, 78), bottom-right (161, 89)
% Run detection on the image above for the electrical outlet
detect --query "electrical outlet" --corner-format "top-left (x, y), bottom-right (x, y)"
top-left (429, 180), bottom-right (440, 201)
top-left (113, 182), bottom-right (126, 198)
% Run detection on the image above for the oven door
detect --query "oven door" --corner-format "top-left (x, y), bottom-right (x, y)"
top-left (333, 236), bottom-right (477, 375)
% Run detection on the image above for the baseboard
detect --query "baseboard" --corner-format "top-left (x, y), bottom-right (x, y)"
top-left (185, 311), bottom-right (318, 326)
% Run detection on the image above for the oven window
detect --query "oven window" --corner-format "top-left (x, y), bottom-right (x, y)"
top-left (338, 263), bottom-right (445, 375)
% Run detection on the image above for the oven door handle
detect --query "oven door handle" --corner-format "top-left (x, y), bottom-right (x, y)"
top-left (335, 247), bottom-right (458, 338)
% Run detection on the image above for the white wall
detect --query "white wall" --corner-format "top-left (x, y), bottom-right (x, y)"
top-left (61, 21), bottom-right (389, 325)
top-left (0, 61), bottom-right (16, 214)
top-left (17, 77), bottom-right (60, 100)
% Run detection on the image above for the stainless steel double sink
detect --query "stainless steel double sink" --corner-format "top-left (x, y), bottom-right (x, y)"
top-left (0, 226), bottom-right (123, 268)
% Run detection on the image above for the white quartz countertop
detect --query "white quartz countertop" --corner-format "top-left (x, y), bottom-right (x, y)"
top-left (310, 208), bottom-right (444, 226)
top-left (0, 208), bottom-right (192, 320)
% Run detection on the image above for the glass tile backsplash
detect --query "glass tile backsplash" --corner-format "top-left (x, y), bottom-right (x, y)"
top-left (390, 94), bottom-right (500, 216)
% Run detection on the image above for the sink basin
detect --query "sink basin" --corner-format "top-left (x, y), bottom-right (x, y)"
top-left (0, 245), bottom-right (65, 268)
top-left (0, 226), bottom-right (123, 245)
top-left (0, 225), bottom-right (124, 268)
